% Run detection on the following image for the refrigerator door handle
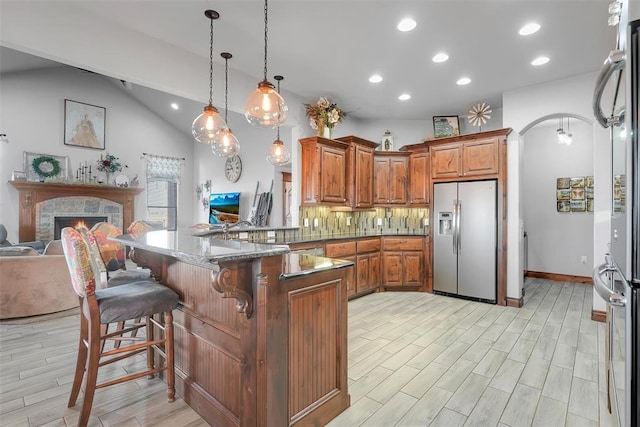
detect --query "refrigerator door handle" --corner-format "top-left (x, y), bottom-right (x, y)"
top-left (593, 262), bottom-right (626, 307)
top-left (452, 200), bottom-right (458, 254)
top-left (592, 49), bottom-right (625, 128)
top-left (457, 201), bottom-right (461, 253)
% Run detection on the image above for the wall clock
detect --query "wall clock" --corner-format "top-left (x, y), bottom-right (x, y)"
top-left (225, 155), bottom-right (242, 183)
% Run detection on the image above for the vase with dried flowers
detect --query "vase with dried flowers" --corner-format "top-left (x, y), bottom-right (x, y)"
top-left (96, 153), bottom-right (123, 185)
top-left (304, 97), bottom-right (346, 139)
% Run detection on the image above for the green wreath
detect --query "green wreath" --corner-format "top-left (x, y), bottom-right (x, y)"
top-left (32, 156), bottom-right (61, 179)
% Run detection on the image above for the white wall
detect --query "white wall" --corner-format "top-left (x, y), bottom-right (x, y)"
top-left (355, 108), bottom-right (504, 150)
top-left (503, 72), bottom-right (612, 312)
top-left (192, 110), bottom-right (294, 226)
top-left (0, 66), bottom-right (194, 241)
top-left (522, 119), bottom-right (594, 276)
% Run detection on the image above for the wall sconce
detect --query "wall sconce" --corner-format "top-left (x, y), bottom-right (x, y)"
top-left (0, 134), bottom-right (8, 143)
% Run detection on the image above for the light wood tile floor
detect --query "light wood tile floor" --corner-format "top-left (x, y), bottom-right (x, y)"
top-left (0, 278), bottom-right (614, 426)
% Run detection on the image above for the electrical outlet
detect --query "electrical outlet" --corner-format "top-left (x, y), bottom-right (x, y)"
top-left (377, 218), bottom-right (383, 226)
top-left (239, 232), bottom-right (249, 240)
top-left (423, 218), bottom-right (429, 226)
top-left (267, 231), bottom-right (276, 238)
top-left (581, 255), bottom-right (587, 264)
top-left (303, 218), bottom-right (309, 227)
top-left (313, 218), bottom-right (319, 227)
top-left (346, 216), bottom-right (352, 226)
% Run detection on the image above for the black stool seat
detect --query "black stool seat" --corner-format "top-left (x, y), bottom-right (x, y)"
top-left (96, 280), bottom-right (179, 324)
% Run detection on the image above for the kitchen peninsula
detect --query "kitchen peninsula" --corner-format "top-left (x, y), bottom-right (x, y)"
top-left (111, 229), bottom-right (352, 427)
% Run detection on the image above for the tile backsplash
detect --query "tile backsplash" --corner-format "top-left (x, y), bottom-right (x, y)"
top-left (298, 206), bottom-right (429, 237)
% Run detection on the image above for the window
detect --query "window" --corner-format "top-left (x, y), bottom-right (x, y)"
top-left (146, 179), bottom-right (177, 230)
top-left (142, 153), bottom-right (183, 231)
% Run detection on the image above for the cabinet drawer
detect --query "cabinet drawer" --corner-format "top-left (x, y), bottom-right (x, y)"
top-left (326, 241), bottom-right (357, 257)
top-left (382, 237), bottom-right (423, 251)
top-left (356, 238), bottom-right (380, 253)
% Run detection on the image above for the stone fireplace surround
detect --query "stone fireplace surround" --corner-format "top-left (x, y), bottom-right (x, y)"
top-left (9, 182), bottom-right (143, 242)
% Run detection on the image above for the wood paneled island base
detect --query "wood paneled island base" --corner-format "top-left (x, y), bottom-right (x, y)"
top-left (116, 232), bottom-right (352, 427)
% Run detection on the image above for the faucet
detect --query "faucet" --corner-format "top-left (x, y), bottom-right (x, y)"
top-left (221, 220), bottom-right (254, 240)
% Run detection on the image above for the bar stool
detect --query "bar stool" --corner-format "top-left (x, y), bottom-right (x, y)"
top-left (61, 226), bottom-right (179, 427)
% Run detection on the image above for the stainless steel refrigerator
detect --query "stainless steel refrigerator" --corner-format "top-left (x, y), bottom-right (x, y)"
top-left (592, 2), bottom-right (639, 425)
top-left (433, 180), bottom-right (497, 303)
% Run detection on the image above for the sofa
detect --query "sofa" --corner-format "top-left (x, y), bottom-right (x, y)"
top-left (0, 241), bottom-right (78, 319)
top-left (0, 224), bottom-right (46, 254)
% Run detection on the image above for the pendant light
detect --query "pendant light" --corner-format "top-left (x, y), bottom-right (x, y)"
top-left (212, 52), bottom-right (240, 157)
top-left (192, 10), bottom-right (226, 144)
top-left (267, 75), bottom-right (291, 166)
top-left (244, 0), bottom-right (288, 128)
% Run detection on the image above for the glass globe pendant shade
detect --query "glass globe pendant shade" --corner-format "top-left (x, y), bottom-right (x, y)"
top-left (244, 80), bottom-right (288, 128)
top-left (192, 105), bottom-right (227, 144)
top-left (267, 139), bottom-right (290, 166)
top-left (212, 126), bottom-right (240, 157)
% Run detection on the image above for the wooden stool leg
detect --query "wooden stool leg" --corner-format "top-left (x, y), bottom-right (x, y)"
top-left (146, 315), bottom-right (155, 378)
top-left (77, 318), bottom-right (102, 427)
top-left (68, 313), bottom-right (88, 408)
top-left (112, 321), bottom-right (124, 349)
top-left (165, 311), bottom-right (175, 402)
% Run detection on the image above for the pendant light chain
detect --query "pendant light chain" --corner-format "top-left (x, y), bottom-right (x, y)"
top-left (263, 0), bottom-right (269, 80)
top-left (224, 54), bottom-right (229, 123)
top-left (209, 15), bottom-right (214, 106)
top-left (276, 77), bottom-right (281, 140)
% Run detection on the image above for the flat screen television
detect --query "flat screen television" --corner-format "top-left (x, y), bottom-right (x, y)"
top-left (209, 192), bottom-right (241, 224)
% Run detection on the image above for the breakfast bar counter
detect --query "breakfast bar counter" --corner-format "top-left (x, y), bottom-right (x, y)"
top-left (111, 230), bottom-right (352, 427)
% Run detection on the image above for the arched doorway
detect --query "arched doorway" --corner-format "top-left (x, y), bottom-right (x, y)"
top-left (520, 113), bottom-right (595, 304)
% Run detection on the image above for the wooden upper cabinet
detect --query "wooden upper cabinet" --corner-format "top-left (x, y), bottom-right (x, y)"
top-left (430, 143), bottom-right (463, 178)
top-left (430, 136), bottom-right (500, 180)
top-left (408, 151), bottom-right (430, 206)
top-left (373, 152), bottom-right (409, 205)
top-left (462, 138), bottom-right (499, 176)
top-left (299, 137), bottom-right (349, 206)
top-left (319, 145), bottom-right (347, 203)
top-left (336, 136), bottom-right (379, 209)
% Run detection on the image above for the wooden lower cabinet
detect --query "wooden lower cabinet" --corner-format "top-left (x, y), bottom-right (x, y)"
top-left (327, 238), bottom-right (381, 298)
top-left (355, 238), bottom-right (381, 295)
top-left (326, 241), bottom-right (357, 298)
top-left (382, 237), bottom-right (424, 288)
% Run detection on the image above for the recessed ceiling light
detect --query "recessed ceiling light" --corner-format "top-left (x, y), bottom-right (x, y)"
top-left (432, 52), bottom-right (449, 63)
top-left (398, 93), bottom-right (411, 101)
top-left (369, 74), bottom-right (383, 83)
top-left (519, 22), bottom-right (541, 36)
top-left (531, 56), bottom-right (550, 66)
top-left (397, 18), bottom-right (417, 32)
top-left (456, 77), bottom-right (471, 86)
top-left (170, 102), bottom-right (179, 110)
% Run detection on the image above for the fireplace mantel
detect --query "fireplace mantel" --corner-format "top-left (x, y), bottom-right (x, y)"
top-left (9, 181), bottom-right (143, 242)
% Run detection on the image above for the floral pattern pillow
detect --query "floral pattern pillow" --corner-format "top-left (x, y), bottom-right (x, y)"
top-left (61, 227), bottom-right (99, 297)
top-left (89, 222), bottom-right (126, 271)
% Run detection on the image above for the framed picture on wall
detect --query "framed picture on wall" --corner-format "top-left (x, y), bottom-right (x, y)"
top-left (557, 200), bottom-right (570, 212)
top-left (64, 99), bottom-right (106, 150)
top-left (571, 200), bottom-right (586, 212)
top-left (24, 151), bottom-right (69, 182)
top-left (557, 177), bottom-right (570, 189)
top-left (433, 116), bottom-right (460, 138)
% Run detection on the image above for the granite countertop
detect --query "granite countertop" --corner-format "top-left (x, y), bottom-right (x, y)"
top-left (280, 254), bottom-right (354, 279)
top-left (110, 229), bottom-right (290, 265)
top-left (191, 225), bottom-right (299, 237)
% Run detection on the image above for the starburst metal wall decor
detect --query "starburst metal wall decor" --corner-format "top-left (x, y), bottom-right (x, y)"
top-left (467, 102), bottom-right (492, 130)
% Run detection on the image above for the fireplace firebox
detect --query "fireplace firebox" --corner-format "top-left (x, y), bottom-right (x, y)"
top-left (54, 216), bottom-right (108, 240)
